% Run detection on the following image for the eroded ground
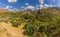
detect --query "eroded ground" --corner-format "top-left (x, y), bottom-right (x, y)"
top-left (0, 22), bottom-right (26, 37)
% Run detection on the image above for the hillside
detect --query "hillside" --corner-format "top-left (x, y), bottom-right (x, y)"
top-left (0, 7), bottom-right (60, 37)
top-left (0, 9), bottom-right (8, 12)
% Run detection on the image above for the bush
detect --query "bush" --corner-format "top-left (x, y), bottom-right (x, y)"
top-left (23, 22), bottom-right (37, 36)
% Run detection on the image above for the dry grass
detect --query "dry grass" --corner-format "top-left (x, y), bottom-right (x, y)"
top-left (0, 22), bottom-right (26, 37)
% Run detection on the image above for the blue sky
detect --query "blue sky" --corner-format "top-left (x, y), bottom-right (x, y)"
top-left (0, 0), bottom-right (59, 10)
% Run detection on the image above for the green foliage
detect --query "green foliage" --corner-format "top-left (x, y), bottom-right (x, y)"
top-left (10, 20), bottom-right (19, 27)
top-left (0, 7), bottom-right (60, 37)
top-left (23, 22), bottom-right (37, 36)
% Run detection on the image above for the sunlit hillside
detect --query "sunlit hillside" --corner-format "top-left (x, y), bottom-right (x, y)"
top-left (0, 9), bottom-right (8, 12)
top-left (0, 7), bottom-right (60, 37)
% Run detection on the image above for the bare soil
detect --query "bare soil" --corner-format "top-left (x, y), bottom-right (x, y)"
top-left (0, 22), bottom-right (26, 37)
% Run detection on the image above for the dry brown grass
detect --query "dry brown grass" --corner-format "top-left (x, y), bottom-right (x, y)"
top-left (0, 22), bottom-right (26, 37)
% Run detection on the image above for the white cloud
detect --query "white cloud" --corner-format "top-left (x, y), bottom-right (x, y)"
top-left (22, 6), bottom-right (35, 10)
top-left (38, 0), bottom-right (57, 9)
top-left (5, 5), bottom-right (18, 11)
top-left (26, 6), bottom-right (35, 9)
top-left (39, 0), bottom-right (44, 9)
top-left (8, 0), bottom-right (17, 2)
top-left (39, 0), bottom-right (44, 4)
top-left (6, 5), bottom-right (13, 9)
top-left (25, 3), bottom-right (29, 6)
top-left (40, 4), bottom-right (44, 9)
top-left (6, 6), bottom-right (9, 9)
top-left (8, 8), bottom-right (18, 11)
top-left (10, 6), bottom-right (13, 8)
top-left (44, 4), bottom-right (54, 8)
top-left (49, 4), bottom-right (53, 7)
top-left (35, 5), bottom-right (40, 10)
top-left (44, 4), bottom-right (49, 7)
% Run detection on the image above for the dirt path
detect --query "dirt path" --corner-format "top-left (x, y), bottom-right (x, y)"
top-left (0, 22), bottom-right (26, 37)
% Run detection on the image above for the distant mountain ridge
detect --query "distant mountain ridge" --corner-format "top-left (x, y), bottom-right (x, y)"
top-left (0, 7), bottom-right (60, 13)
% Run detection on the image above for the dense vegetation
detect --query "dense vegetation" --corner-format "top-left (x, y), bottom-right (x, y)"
top-left (0, 8), bottom-right (60, 37)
